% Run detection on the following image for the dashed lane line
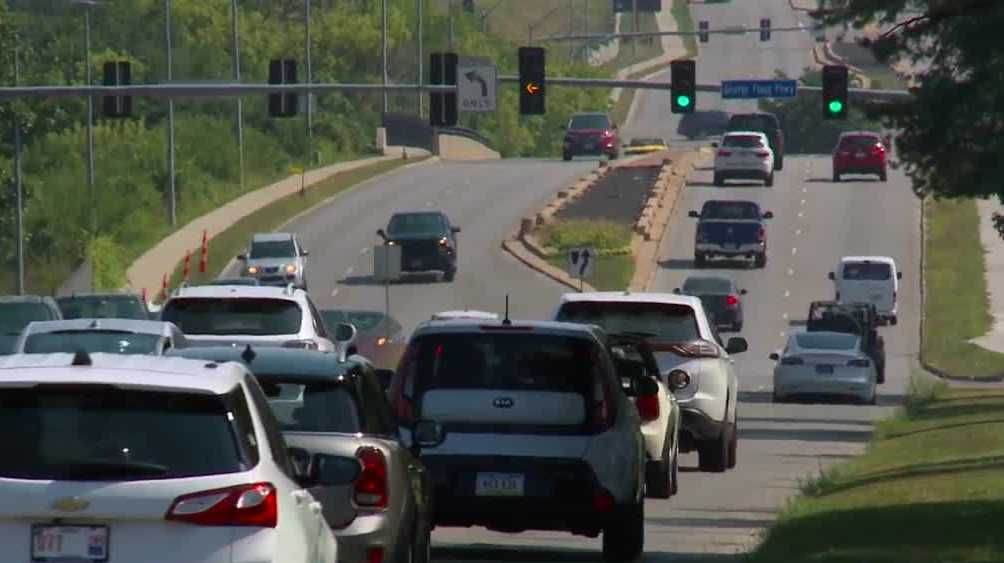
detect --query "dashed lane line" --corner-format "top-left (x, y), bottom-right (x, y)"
top-left (330, 288), bottom-right (339, 298)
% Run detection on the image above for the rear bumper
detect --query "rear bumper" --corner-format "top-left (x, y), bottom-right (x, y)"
top-left (333, 512), bottom-right (407, 563)
top-left (678, 407), bottom-right (725, 449)
top-left (834, 164), bottom-right (885, 174)
top-left (696, 242), bottom-right (765, 257)
top-left (564, 139), bottom-right (617, 155)
top-left (399, 246), bottom-right (455, 273)
top-left (714, 165), bottom-right (771, 178)
top-left (421, 455), bottom-right (619, 535)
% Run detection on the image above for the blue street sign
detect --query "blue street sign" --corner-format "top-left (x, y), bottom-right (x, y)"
top-left (720, 80), bottom-right (797, 99)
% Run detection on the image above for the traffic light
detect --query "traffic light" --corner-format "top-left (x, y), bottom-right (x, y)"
top-left (102, 61), bottom-right (132, 118)
top-left (670, 59), bottom-right (695, 114)
top-left (822, 64), bottom-right (848, 119)
top-left (699, 21), bottom-right (709, 43)
top-left (760, 18), bottom-right (771, 41)
top-left (268, 59), bottom-right (298, 117)
top-left (519, 47), bottom-right (546, 115)
top-left (429, 52), bottom-right (458, 127)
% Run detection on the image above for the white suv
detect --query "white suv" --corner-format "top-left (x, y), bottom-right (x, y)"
top-left (389, 319), bottom-right (650, 561)
top-left (161, 284), bottom-right (334, 352)
top-left (712, 131), bottom-right (775, 187)
top-left (552, 292), bottom-right (748, 473)
top-left (0, 351), bottom-right (342, 563)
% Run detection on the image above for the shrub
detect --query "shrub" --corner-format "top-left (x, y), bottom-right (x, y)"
top-left (541, 219), bottom-right (633, 252)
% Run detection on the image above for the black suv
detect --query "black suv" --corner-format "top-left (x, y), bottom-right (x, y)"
top-left (378, 210), bottom-right (460, 282)
top-left (726, 112), bottom-right (785, 171)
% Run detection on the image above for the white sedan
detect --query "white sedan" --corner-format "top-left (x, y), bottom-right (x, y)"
top-left (770, 331), bottom-right (878, 404)
top-left (712, 131), bottom-right (775, 187)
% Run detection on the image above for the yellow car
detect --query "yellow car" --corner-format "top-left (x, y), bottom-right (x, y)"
top-left (623, 137), bottom-right (669, 155)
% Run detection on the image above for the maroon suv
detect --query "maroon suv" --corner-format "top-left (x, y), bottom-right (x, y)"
top-left (562, 113), bottom-right (620, 161)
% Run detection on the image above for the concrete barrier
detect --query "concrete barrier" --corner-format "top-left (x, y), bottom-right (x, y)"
top-left (434, 133), bottom-right (501, 161)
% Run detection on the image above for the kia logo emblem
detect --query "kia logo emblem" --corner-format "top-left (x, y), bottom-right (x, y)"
top-left (492, 397), bottom-right (514, 409)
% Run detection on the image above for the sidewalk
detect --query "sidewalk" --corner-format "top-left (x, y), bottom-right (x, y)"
top-left (125, 147), bottom-right (430, 298)
top-left (969, 199), bottom-right (1004, 354)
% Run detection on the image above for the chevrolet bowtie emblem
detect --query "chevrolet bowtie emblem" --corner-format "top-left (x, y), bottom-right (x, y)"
top-left (52, 497), bottom-right (90, 512)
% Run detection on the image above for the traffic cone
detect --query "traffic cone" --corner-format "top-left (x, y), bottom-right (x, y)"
top-left (183, 252), bottom-right (191, 281)
top-left (160, 274), bottom-right (168, 301)
top-left (199, 230), bottom-right (208, 273)
top-left (141, 288), bottom-right (147, 304)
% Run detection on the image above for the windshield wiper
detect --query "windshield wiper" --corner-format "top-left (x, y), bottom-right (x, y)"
top-left (58, 459), bottom-right (169, 480)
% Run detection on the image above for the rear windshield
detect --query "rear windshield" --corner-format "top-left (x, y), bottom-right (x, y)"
top-left (57, 296), bottom-right (147, 320)
top-left (839, 135), bottom-right (881, 148)
top-left (841, 262), bottom-right (892, 280)
top-left (261, 382), bottom-right (361, 434)
top-left (24, 331), bottom-right (162, 355)
top-left (387, 214), bottom-right (445, 237)
top-left (722, 135), bottom-right (765, 148)
top-left (0, 386), bottom-right (251, 481)
top-left (0, 302), bottom-right (57, 335)
top-left (405, 333), bottom-right (602, 394)
top-left (683, 277), bottom-right (733, 293)
top-left (569, 115), bottom-right (610, 130)
top-left (162, 298), bottom-right (303, 335)
top-left (250, 239), bottom-right (296, 259)
top-left (556, 302), bottom-right (701, 342)
top-left (701, 201), bottom-right (761, 220)
top-left (795, 332), bottom-right (858, 350)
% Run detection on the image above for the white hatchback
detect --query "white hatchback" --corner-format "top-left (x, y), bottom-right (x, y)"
top-left (712, 131), bottom-right (775, 187)
top-left (0, 352), bottom-right (342, 563)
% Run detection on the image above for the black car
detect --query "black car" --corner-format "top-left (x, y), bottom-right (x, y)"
top-left (806, 300), bottom-right (887, 384)
top-left (678, 110), bottom-right (730, 140)
top-left (674, 276), bottom-right (747, 332)
top-left (378, 211), bottom-right (460, 282)
top-left (726, 112), bottom-right (785, 170)
top-left (56, 292), bottom-right (150, 320)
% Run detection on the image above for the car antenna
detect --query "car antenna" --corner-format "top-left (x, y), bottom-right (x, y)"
top-left (241, 344), bottom-right (256, 363)
top-left (502, 295), bottom-right (512, 326)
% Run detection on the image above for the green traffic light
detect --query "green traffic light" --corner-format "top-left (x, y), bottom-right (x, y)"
top-left (828, 100), bottom-right (844, 113)
top-left (676, 95), bottom-right (691, 108)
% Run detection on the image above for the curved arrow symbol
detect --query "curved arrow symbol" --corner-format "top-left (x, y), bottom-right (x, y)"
top-left (525, 83), bottom-right (540, 95)
top-left (579, 248), bottom-right (591, 276)
top-left (464, 71), bottom-right (488, 97)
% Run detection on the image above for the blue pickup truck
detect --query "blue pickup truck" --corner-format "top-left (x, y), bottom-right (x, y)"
top-left (688, 200), bottom-right (773, 268)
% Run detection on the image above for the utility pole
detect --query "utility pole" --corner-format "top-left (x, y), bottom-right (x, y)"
top-left (12, 35), bottom-right (24, 295)
top-left (305, 0), bottom-right (313, 142)
top-left (568, 0), bottom-right (574, 63)
top-left (584, 0), bottom-right (589, 63)
top-left (230, 0), bottom-right (245, 191)
top-left (416, 0), bottom-right (423, 117)
top-left (83, 5), bottom-right (96, 232)
top-left (382, 0), bottom-right (388, 113)
top-left (632, 0), bottom-right (639, 58)
top-left (165, 0), bottom-right (177, 227)
top-left (448, 0), bottom-right (454, 49)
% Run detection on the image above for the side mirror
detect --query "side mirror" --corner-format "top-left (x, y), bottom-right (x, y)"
top-left (763, 211), bottom-right (774, 219)
top-left (288, 446), bottom-right (313, 483)
top-left (333, 322), bottom-right (358, 362)
top-left (237, 253), bottom-right (247, 261)
top-left (376, 228), bottom-right (387, 240)
top-left (740, 289), bottom-right (748, 295)
top-left (769, 352), bottom-right (779, 361)
top-left (375, 368), bottom-right (395, 391)
top-left (828, 272), bottom-right (836, 280)
top-left (300, 250), bottom-right (310, 257)
top-left (688, 210), bottom-right (700, 218)
top-left (725, 337), bottom-right (748, 355)
top-left (451, 226), bottom-right (461, 234)
top-left (346, 344), bottom-right (358, 356)
top-left (413, 419), bottom-right (446, 448)
top-left (633, 376), bottom-right (660, 397)
top-left (897, 272), bottom-right (903, 280)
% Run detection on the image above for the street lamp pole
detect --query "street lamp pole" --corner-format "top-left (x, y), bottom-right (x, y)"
top-left (165, 0), bottom-right (177, 226)
top-left (230, 0), bottom-right (245, 191)
top-left (305, 0), bottom-right (313, 141)
top-left (448, 0), bottom-right (454, 49)
top-left (416, 0), bottom-right (423, 117)
top-left (84, 5), bottom-right (96, 231)
top-left (12, 35), bottom-right (24, 295)
top-left (632, 0), bottom-right (638, 58)
top-left (381, 0), bottom-right (388, 113)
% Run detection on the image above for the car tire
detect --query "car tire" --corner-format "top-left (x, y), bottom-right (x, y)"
top-left (867, 391), bottom-right (878, 406)
top-left (410, 520), bottom-right (432, 563)
top-left (764, 171), bottom-right (774, 187)
top-left (694, 253), bottom-right (706, 268)
top-left (713, 173), bottom-right (724, 187)
top-left (727, 422), bottom-right (738, 469)
top-left (669, 437), bottom-right (679, 496)
top-left (698, 423), bottom-right (731, 473)
top-left (645, 435), bottom-right (673, 499)
top-left (443, 268), bottom-right (456, 282)
top-left (775, 154), bottom-right (784, 171)
top-left (772, 391), bottom-right (784, 403)
top-left (833, 170), bottom-right (841, 182)
top-left (877, 362), bottom-right (886, 384)
top-left (754, 253), bottom-right (767, 269)
top-left (880, 170), bottom-right (888, 182)
top-left (562, 152), bottom-right (572, 161)
top-left (602, 498), bottom-right (644, 562)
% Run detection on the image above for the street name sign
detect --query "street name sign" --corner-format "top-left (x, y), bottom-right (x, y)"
top-left (720, 80), bottom-right (797, 99)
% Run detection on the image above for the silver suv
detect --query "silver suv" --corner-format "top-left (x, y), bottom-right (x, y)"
top-left (389, 319), bottom-right (651, 561)
top-left (238, 232), bottom-right (309, 290)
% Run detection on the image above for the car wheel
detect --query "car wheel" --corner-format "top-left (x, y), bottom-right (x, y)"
top-left (713, 173), bottom-right (724, 186)
top-left (698, 423), bottom-right (731, 473)
top-left (694, 253), bottom-right (706, 268)
top-left (833, 170), bottom-right (841, 182)
top-left (764, 171), bottom-right (774, 187)
top-left (602, 498), bottom-right (644, 561)
top-left (562, 152), bottom-right (572, 161)
top-left (727, 422), bottom-right (738, 469)
top-left (867, 390), bottom-right (878, 406)
top-left (669, 437), bottom-right (679, 496)
top-left (754, 253), bottom-right (767, 269)
top-left (877, 363), bottom-right (886, 384)
top-left (645, 435), bottom-right (673, 499)
top-left (880, 170), bottom-right (888, 182)
top-left (775, 154), bottom-right (784, 171)
top-left (443, 268), bottom-right (456, 282)
top-left (410, 520), bottom-right (432, 563)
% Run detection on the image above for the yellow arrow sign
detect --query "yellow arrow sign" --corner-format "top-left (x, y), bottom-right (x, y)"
top-left (525, 83), bottom-right (540, 95)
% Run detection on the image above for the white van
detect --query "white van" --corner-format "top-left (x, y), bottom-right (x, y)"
top-left (829, 256), bottom-right (902, 324)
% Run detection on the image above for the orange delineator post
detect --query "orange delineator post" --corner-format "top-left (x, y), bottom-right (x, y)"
top-left (183, 252), bottom-right (191, 281)
top-left (199, 230), bottom-right (208, 273)
top-left (160, 274), bottom-right (169, 301)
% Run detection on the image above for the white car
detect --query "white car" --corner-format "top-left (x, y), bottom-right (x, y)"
top-left (16, 318), bottom-right (188, 355)
top-left (770, 331), bottom-right (878, 404)
top-left (552, 292), bottom-right (748, 473)
top-left (0, 352), bottom-right (343, 563)
top-left (390, 320), bottom-right (649, 561)
top-left (712, 131), bottom-right (775, 187)
top-left (829, 256), bottom-right (902, 325)
top-left (160, 284), bottom-right (335, 351)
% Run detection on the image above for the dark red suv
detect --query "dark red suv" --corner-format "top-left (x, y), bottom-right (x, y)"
top-left (832, 131), bottom-right (887, 182)
top-left (562, 113), bottom-right (620, 161)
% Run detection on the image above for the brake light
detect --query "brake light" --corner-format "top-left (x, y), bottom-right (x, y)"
top-left (780, 357), bottom-right (803, 365)
top-left (635, 394), bottom-right (660, 422)
top-left (592, 489), bottom-right (615, 513)
top-left (165, 482), bottom-right (277, 527)
top-left (376, 336), bottom-right (388, 347)
top-left (438, 237), bottom-right (449, 247)
top-left (367, 548), bottom-right (384, 563)
top-left (650, 340), bottom-right (720, 358)
top-left (602, 130), bottom-right (614, 138)
top-left (755, 151), bottom-right (770, 158)
top-left (848, 359), bottom-right (870, 367)
top-left (725, 295), bottom-right (738, 306)
top-left (756, 227), bottom-right (765, 241)
top-left (389, 343), bottom-right (419, 424)
top-left (717, 150), bottom-right (732, 157)
top-left (282, 339), bottom-right (319, 350)
top-left (354, 447), bottom-right (388, 509)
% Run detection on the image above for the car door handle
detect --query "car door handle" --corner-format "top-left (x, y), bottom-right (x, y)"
top-left (309, 501), bottom-right (323, 515)
top-left (291, 490), bottom-right (308, 504)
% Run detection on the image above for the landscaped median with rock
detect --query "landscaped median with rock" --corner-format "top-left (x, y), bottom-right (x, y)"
top-left (502, 149), bottom-right (704, 293)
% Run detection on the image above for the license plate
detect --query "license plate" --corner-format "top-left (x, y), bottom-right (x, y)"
top-left (726, 243), bottom-right (739, 250)
top-left (31, 525), bottom-right (109, 561)
top-left (475, 472), bottom-right (525, 496)
top-left (584, 143), bottom-right (595, 150)
top-left (816, 365), bottom-right (834, 374)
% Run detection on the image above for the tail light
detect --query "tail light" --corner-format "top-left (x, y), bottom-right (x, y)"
top-left (780, 357), bottom-right (803, 365)
top-left (438, 237), bottom-right (449, 247)
top-left (650, 340), bottom-right (720, 358)
top-left (848, 359), bottom-right (871, 367)
top-left (389, 343), bottom-right (420, 424)
top-left (755, 151), bottom-right (770, 158)
top-left (376, 336), bottom-right (388, 347)
top-left (717, 150), bottom-right (732, 157)
top-left (725, 295), bottom-right (738, 307)
top-left (354, 447), bottom-right (388, 509)
top-left (592, 489), bottom-right (615, 513)
top-left (586, 351), bottom-right (617, 433)
top-left (872, 143), bottom-right (885, 153)
top-left (635, 393), bottom-right (660, 422)
top-left (165, 482), bottom-right (277, 527)
top-left (756, 227), bottom-right (766, 241)
top-left (367, 548), bottom-right (384, 563)
top-left (602, 130), bottom-right (614, 138)
top-left (283, 339), bottom-right (319, 350)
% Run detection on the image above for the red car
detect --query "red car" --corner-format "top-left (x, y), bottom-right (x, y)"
top-left (562, 112), bottom-right (620, 161)
top-left (832, 131), bottom-right (888, 182)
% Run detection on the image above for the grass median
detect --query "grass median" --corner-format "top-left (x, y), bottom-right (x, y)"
top-left (923, 198), bottom-right (1004, 379)
top-left (749, 378), bottom-right (1004, 563)
top-left (159, 157), bottom-right (425, 299)
top-left (539, 219), bottom-right (636, 291)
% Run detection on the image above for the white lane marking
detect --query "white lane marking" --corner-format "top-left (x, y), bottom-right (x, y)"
top-left (800, 199), bottom-right (806, 205)
top-left (802, 187), bottom-right (808, 193)
top-left (360, 247), bottom-right (369, 255)
top-left (784, 290), bottom-right (791, 298)
top-left (782, 313), bottom-right (789, 321)
top-left (346, 266), bottom-right (356, 275)
top-left (330, 288), bottom-right (339, 298)
top-left (425, 201), bottom-right (434, 207)
top-left (780, 331), bottom-right (786, 338)
top-left (792, 247), bottom-right (798, 255)
top-left (798, 211), bottom-right (805, 218)
top-left (787, 268), bottom-right (795, 276)
top-left (795, 229), bottom-right (803, 235)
